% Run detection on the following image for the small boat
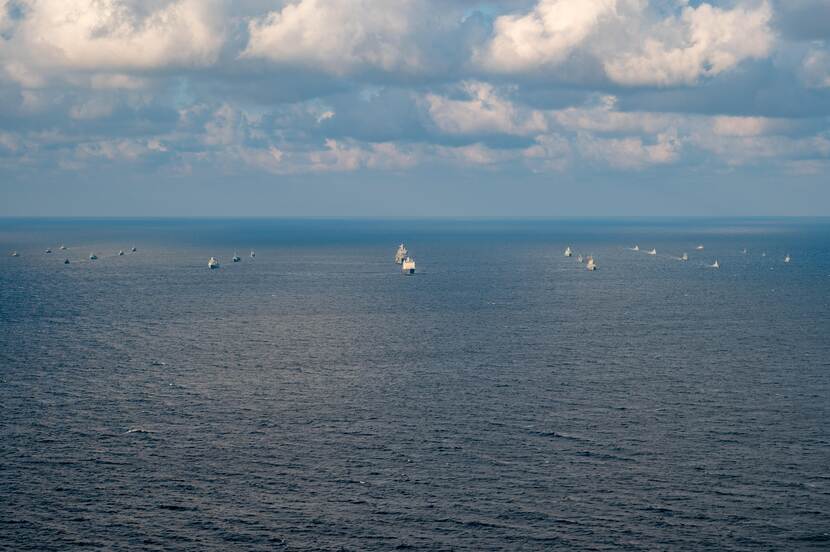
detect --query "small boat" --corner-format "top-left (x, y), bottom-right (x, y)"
top-left (118, 250), bottom-right (124, 256)
top-left (741, 248), bottom-right (747, 254)
top-left (710, 260), bottom-right (719, 269)
top-left (647, 248), bottom-right (657, 256)
top-left (564, 246), bottom-right (573, 257)
top-left (394, 244), bottom-right (408, 264)
top-left (232, 253), bottom-right (241, 263)
top-left (208, 257), bottom-right (220, 269)
top-left (696, 245), bottom-right (704, 251)
top-left (631, 245), bottom-right (640, 251)
top-left (401, 256), bottom-right (416, 274)
top-left (89, 253), bottom-right (98, 260)
top-left (45, 248), bottom-right (52, 254)
top-left (10, 251), bottom-right (19, 257)
top-left (577, 254), bottom-right (584, 263)
top-left (761, 251), bottom-right (767, 257)
top-left (586, 256), bottom-right (597, 271)
top-left (60, 245), bottom-right (67, 250)
top-left (250, 251), bottom-right (255, 258)
top-left (681, 253), bottom-right (688, 262)
top-left (64, 259), bottom-right (70, 264)
top-left (131, 247), bottom-right (137, 252)
top-left (784, 254), bottom-right (790, 263)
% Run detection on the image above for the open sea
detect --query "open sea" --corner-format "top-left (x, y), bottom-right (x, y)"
top-left (1, 217), bottom-right (829, 551)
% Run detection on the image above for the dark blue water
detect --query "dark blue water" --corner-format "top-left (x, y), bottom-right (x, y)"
top-left (1, 218), bottom-right (829, 551)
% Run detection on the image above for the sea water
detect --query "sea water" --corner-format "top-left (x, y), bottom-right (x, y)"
top-left (1, 218), bottom-right (829, 550)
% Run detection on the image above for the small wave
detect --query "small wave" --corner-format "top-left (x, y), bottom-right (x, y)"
top-left (158, 504), bottom-right (196, 512)
top-left (533, 430), bottom-right (591, 443)
top-left (93, 458), bottom-right (130, 466)
top-left (124, 427), bottom-right (153, 434)
top-left (792, 533), bottom-right (830, 543)
top-left (575, 450), bottom-right (635, 462)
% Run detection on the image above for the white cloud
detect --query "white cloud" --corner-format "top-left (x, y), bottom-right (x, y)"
top-left (307, 139), bottom-right (415, 171)
top-left (1, 0), bottom-right (225, 85)
top-left (522, 134), bottom-right (572, 171)
top-left (0, 131), bottom-right (19, 152)
top-left (477, 0), bottom-right (774, 86)
top-left (436, 142), bottom-right (519, 166)
top-left (801, 46), bottom-right (830, 88)
top-left (363, 142), bottom-right (418, 170)
top-left (315, 140), bottom-right (416, 172)
top-left (0, 0), bottom-right (12, 34)
top-left (578, 131), bottom-right (681, 169)
top-left (242, 0), bottom-right (434, 75)
top-left (0, 0), bottom-right (826, 184)
top-left (87, 74), bottom-right (149, 90)
top-left (75, 138), bottom-right (163, 162)
top-left (551, 94), bottom-right (678, 134)
top-left (425, 81), bottom-right (547, 136)
top-left (711, 116), bottom-right (772, 137)
top-left (689, 130), bottom-right (830, 166)
top-left (476, 0), bottom-right (621, 72)
top-left (238, 145), bottom-right (285, 173)
top-left (316, 110), bottom-right (335, 123)
top-left (787, 159), bottom-right (829, 176)
top-left (234, 139), bottom-right (417, 174)
top-left (605, 1), bottom-right (774, 86)
top-left (70, 99), bottom-right (115, 120)
top-left (0, 0), bottom-right (787, 93)
top-left (203, 104), bottom-right (248, 147)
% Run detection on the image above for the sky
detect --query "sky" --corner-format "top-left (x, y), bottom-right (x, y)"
top-left (0, 0), bottom-right (829, 217)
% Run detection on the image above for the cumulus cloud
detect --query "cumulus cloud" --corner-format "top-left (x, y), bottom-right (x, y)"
top-left (69, 99), bottom-right (116, 120)
top-left (308, 139), bottom-right (417, 171)
top-left (0, 0), bottom-right (12, 34)
top-left (74, 138), bottom-right (169, 163)
top-left (787, 159), bottom-right (830, 175)
top-left (551, 94), bottom-right (678, 134)
top-left (477, 0), bottom-right (774, 86)
top-left (236, 139), bottom-right (418, 174)
top-left (522, 133), bottom-right (572, 171)
top-left (0, 131), bottom-right (20, 152)
top-left (0, 0), bottom-right (786, 90)
top-left (0, 0), bottom-right (226, 85)
top-left (476, 0), bottom-right (620, 72)
top-left (712, 116), bottom-right (772, 137)
top-left (242, 0), bottom-right (441, 75)
top-left (689, 131), bottom-right (830, 166)
top-left (577, 131), bottom-right (681, 169)
top-left (0, 0), bottom-right (827, 184)
top-left (236, 145), bottom-right (285, 174)
top-left (801, 47), bottom-right (830, 88)
top-left (424, 81), bottom-right (547, 136)
top-left (203, 104), bottom-right (253, 147)
top-left (436, 142), bottom-right (519, 166)
top-left (605, 1), bottom-right (774, 86)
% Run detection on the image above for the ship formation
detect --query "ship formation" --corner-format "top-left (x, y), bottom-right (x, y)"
top-left (395, 243), bottom-right (416, 274)
top-left (564, 246), bottom-right (598, 271)
top-left (623, 244), bottom-right (772, 269)
top-left (8, 240), bottom-right (793, 276)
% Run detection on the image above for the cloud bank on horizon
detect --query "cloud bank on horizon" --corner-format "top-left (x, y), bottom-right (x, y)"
top-left (0, 0), bottom-right (829, 213)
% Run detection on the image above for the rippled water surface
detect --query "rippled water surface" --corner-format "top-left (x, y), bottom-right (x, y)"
top-left (1, 218), bottom-right (829, 551)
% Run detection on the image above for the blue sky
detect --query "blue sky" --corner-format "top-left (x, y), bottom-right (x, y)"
top-left (1, 0), bottom-right (829, 216)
